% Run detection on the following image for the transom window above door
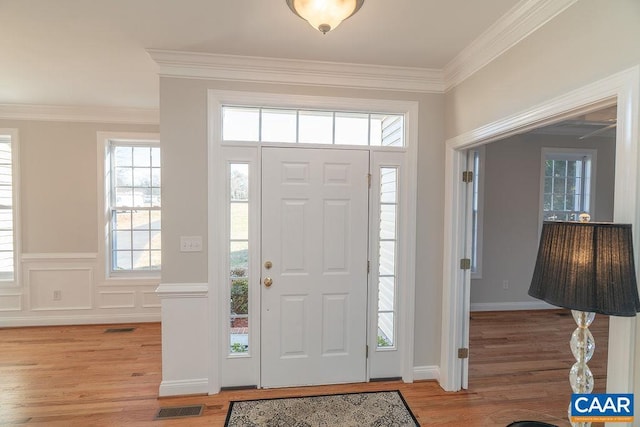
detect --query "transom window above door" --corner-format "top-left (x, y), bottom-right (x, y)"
top-left (222, 106), bottom-right (404, 147)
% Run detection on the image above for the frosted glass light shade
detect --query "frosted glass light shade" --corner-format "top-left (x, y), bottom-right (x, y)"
top-left (286, 0), bottom-right (364, 34)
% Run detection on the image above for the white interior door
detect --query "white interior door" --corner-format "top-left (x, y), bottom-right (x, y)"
top-left (261, 147), bottom-right (369, 388)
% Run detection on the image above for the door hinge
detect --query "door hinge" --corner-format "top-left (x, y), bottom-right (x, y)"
top-left (460, 258), bottom-right (471, 270)
top-left (462, 170), bottom-right (473, 183)
top-left (458, 348), bottom-right (469, 359)
top-left (367, 173), bottom-right (372, 188)
top-left (366, 345), bottom-right (369, 358)
top-left (367, 260), bottom-right (370, 274)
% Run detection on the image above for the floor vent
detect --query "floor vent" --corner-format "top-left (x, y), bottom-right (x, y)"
top-left (370, 376), bottom-right (402, 382)
top-left (155, 405), bottom-right (204, 420)
top-left (104, 327), bottom-right (136, 333)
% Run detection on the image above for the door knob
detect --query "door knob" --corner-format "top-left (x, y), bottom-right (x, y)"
top-left (264, 277), bottom-right (273, 287)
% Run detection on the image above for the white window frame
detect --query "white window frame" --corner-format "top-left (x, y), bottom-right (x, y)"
top-left (208, 90), bottom-right (418, 392)
top-left (0, 129), bottom-right (20, 286)
top-left (97, 132), bottom-right (161, 281)
top-left (539, 148), bottom-right (597, 227)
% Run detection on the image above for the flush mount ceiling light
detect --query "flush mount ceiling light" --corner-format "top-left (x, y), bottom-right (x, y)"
top-left (286, 0), bottom-right (365, 34)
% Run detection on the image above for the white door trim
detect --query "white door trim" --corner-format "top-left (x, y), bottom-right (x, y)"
top-left (207, 90), bottom-right (419, 393)
top-left (441, 65), bottom-right (640, 397)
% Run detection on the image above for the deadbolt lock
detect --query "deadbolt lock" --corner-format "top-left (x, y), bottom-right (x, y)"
top-left (264, 261), bottom-right (273, 270)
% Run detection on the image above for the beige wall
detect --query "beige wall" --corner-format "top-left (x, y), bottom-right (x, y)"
top-left (0, 119), bottom-right (158, 253)
top-left (445, 0), bottom-right (640, 138)
top-left (159, 77), bottom-right (445, 367)
top-left (0, 118), bottom-right (160, 325)
top-left (445, 0), bottom-right (639, 398)
top-left (471, 134), bottom-right (616, 306)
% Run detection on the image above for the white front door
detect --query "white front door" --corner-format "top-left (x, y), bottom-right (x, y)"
top-left (261, 147), bottom-right (369, 388)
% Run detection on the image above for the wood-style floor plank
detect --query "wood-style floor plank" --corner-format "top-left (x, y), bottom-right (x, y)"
top-left (0, 309), bottom-right (608, 426)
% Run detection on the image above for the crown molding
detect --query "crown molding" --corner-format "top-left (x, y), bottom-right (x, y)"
top-left (443, 0), bottom-right (578, 91)
top-left (148, 0), bottom-right (576, 95)
top-left (0, 103), bottom-right (159, 124)
top-left (147, 49), bottom-right (445, 94)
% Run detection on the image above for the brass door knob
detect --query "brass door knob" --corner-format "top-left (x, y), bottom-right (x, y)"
top-left (264, 277), bottom-right (273, 287)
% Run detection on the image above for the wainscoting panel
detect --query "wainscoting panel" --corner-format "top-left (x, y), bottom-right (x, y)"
top-left (156, 283), bottom-right (209, 396)
top-left (98, 291), bottom-right (136, 309)
top-left (0, 253), bottom-right (161, 327)
top-left (29, 267), bottom-right (93, 310)
top-left (141, 291), bottom-right (161, 308)
top-left (0, 293), bottom-right (22, 311)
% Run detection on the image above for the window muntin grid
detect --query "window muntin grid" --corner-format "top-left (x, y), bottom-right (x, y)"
top-left (0, 135), bottom-right (14, 280)
top-left (543, 154), bottom-right (591, 221)
top-left (377, 167), bottom-right (398, 348)
top-left (222, 106), bottom-right (404, 147)
top-left (109, 143), bottom-right (161, 273)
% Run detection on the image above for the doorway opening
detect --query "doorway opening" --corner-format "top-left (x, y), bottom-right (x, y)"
top-left (441, 66), bottom-right (640, 395)
top-left (466, 105), bottom-right (616, 398)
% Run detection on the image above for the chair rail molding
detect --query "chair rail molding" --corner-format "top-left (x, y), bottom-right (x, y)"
top-left (155, 283), bottom-right (209, 299)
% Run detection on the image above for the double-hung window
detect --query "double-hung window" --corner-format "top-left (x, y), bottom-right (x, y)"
top-left (104, 137), bottom-right (161, 275)
top-left (541, 149), bottom-right (595, 222)
top-left (0, 130), bottom-right (17, 282)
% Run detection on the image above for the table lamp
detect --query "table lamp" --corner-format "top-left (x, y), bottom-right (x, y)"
top-left (528, 221), bottom-right (640, 426)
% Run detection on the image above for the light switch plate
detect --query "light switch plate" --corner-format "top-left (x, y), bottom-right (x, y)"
top-left (180, 236), bottom-right (203, 252)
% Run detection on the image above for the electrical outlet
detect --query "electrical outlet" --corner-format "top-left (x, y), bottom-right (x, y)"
top-left (502, 280), bottom-right (509, 290)
top-left (53, 290), bottom-right (62, 301)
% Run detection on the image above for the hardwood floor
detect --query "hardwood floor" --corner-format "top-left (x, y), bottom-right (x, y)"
top-left (0, 309), bottom-right (608, 426)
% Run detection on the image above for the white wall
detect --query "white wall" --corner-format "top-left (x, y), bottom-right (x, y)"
top-left (0, 119), bottom-right (161, 326)
top-left (471, 134), bottom-right (616, 309)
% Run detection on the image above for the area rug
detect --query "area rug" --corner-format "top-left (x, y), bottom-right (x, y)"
top-left (224, 390), bottom-right (419, 426)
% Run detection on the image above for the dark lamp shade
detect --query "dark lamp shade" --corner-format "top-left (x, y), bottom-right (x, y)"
top-left (529, 221), bottom-right (640, 317)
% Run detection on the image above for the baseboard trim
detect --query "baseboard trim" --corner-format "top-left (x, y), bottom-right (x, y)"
top-left (413, 365), bottom-right (440, 382)
top-left (0, 312), bottom-right (160, 327)
top-left (159, 378), bottom-right (209, 397)
top-left (470, 301), bottom-right (557, 312)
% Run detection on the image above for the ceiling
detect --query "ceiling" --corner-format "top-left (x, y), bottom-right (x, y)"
top-left (530, 105), bottom-right (618, 139)
top-left (0, 0), bottom-right (520, 109)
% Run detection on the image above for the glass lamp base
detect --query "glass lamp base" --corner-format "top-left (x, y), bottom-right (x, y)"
top-left (568, 310), bottom-right (595, 427)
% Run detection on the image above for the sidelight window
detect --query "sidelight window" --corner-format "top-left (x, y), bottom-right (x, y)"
top-left (229, 163), bottom-right (250, 354)
top-left (377, 167), bottom-right (398, 348)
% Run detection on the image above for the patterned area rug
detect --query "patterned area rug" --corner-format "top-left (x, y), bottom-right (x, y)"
top-left (224, 390), bottom-right (419, 427)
